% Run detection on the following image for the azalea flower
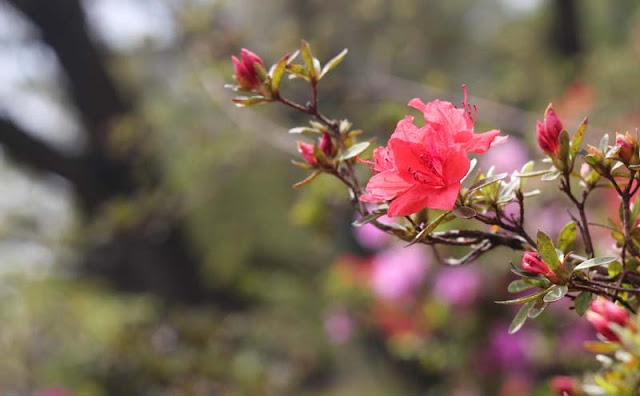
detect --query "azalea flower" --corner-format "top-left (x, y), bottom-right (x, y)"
top-left (536, 104), bottom-right (563, 155)
top-left (231, 48), bottom-right (265, 91)
top-left (360, 87), bottom-right (504, 217)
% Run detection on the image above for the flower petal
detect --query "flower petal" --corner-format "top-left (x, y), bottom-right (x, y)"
top-left (458, 129), bottom-right (504, 154)
top-left (360, 170), bottom-right (412, 202)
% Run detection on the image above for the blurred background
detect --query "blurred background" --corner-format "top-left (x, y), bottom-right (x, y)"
top-left (0, 0), bottom-right (639, 395)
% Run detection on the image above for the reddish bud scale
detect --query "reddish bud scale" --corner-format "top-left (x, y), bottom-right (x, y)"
top-left (231, 48), bottom-right (265, 91)
top-left (320, 132), bottom-right (334, 157)
top-left (536, 104), bottom-right (563, 155)
top-left (616, 132), bottom-right (637, 163)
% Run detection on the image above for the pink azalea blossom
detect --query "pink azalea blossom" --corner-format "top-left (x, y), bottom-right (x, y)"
top-left (360, 87), bottom-right (504, 217)
top-left (432, 266), bottom-right (482, 308)
top-left (324, 310), bottom-right (354, 344)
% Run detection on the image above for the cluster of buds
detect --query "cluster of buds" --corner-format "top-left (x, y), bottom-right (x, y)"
top-left (297, 132), bottom-right (336, 168)
top-left (521, 251), bottom-right (558, 283)
top-left (586, 298), bottom-right (631, 342)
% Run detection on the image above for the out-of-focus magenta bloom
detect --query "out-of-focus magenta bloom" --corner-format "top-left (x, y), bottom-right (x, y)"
top-left (480, 323), bottom-right (533, 373)
top-left (432, 266), bottom-right (482, 308)
top-left (297, 141), bottom-right (317, 166)
top-left (586, 297), bottom-right (630, 342)
top-left (558, 319), bottom-right (595, 354)
top-left (479, 136), bottom-right (529, 173)
top-left (536, 104), bottom-right (563, 155)
top-left (353, 214), bottom-right (393, 250)
top-left (370, 245), bottom-right (429, 301)
top-left (324, 310), bottom-right (354, 344)
top-left (33, 389), bottom-right (72, 396)
top-left (521, 251), bottom-right (557, 281)
top-left (231, 48), bottom-right (264, 90)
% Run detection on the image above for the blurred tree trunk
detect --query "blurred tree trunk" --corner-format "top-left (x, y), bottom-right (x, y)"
top-left (550, 0), bottom-right (582, 58)
top-left (3, 0), bottom-right (246, 308)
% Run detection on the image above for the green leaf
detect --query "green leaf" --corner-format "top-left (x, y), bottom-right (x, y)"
top-left (516, 169), bottom-right (552, 178)
top-left (300, 40), bottom-right (317, 81)
top-left (270, 54), bottom-right (289, 95)
top-left (453, 206), bottom-right (476, 219)
top-left (408, 211), bottom-right (452, 246)
top-left (467, 173), bottom-right (508, 194)
top-left (319, 48), bottom-right (348, 79)
top-left (508, 300), bottom-right (536, 334)
top-left (573, 256), bottom-right (617, 271)
top-left (289, 127), bottom-right (318, 134)
top-left (338, 141), bottom-right (370, 161)
top-left (352, 212), bottom-right (384, 227)
top-left (495, 288), bottom-right (550, 305)
top-left (543, 285), bottom-right (568, 302)
top-left (599, 133), bottom-right (609, 153)
top-left (540, 171), bottom-right (561, 181)
top-left (574, 291), bottom-right (592, 316)
top-left (557, 221), bottom-right (577, 253)
top-left (292, 171), bottom-right (321, 189)
top-left (536, 231), bottom-right (561, 273)
top-left (507, 279), bottom-right (538, 293)
top-left (528, 301), bottom-right (549, 318)
top-left (232, 96), bottom-right (267, 107)
top-left (570, 117), bottom-right (588, 158)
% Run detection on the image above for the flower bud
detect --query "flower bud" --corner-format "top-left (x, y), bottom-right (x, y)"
top-left (615, 132), bottom-right (637, 164)
top-left (521, 251), bottom-right (557, 281)
top-left (586, 298), bottom-right (630, 342)
top-left (320, 132), bottom-right (334, 157)
top-left (297, 141), bottom-right (318, 167)
top-left (537, 104), bottom-right (564, 155)
top-left (231, 48), bottom-right (265, 91)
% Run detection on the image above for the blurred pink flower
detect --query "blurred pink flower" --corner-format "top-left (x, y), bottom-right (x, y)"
top-left (479, 136), bottom-right (529, 173)
top-left (324, 310), bottom-right (354, 344)
top-left (432, 266), bottom-right (482, 308)
top-left (479, 323), bottom-right (534, 374)
top-left (33, 389), bottom-right (72, 396)
top-left (353, 214), bottom-right (393, 250)
top-left (370, 245), bottom-right (429, 301)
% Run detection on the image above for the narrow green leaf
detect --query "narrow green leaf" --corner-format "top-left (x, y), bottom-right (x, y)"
top-left (507, 279), bottom-right (538, 293)
top-left (557, 221), bottom-right (577, 253)
top-left (536, 231), bottom-right (561, 273)
top-left (338, 141), bottom-right (370, 161)
top-left (495, 288), bottom-right (550, 305)
top-left (232, 96), bottom-right (267, 107)
top-left (453, 206), bottom-right (476, 219)
top-left (289, 127), bottom-right (318, 134)
top-left (467, 173), bottom-right (508, 194)
top-left (528, 301), bottom-right (549, 318)
top-left (574, 291), bottom-right (593, 316)
top-left (516, 170), bottom-right (552, 178)
top-left (540, 171), bottom-right (561, 181)
top-left (352, 212), bottom-right (384, 227)
top-left (319, 48), bottom-right (348, 79)
top-left (408, 211), bottom-right (452, 246)
top-left (300, 40), bottom-right (317, 80)
top-left (292, 171), bottom-right (321, 189)
top-left (570, 117), bottom-right (588, 158)
top-left (573, 256), bottom-right (617, 271)
top-left (543, 285), bottom-right (568, 302)
top-left (270, 54), bottom-right (289, 95)
top-left (508, 300), bottom-right (536, 334)
top-left (599, 133), bottom-right (609, 153)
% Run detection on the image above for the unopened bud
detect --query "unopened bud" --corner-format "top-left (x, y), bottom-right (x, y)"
top-left (231, 48), bottom-right (265, 91)
top-left (537, 104), bottom-right (563, 156)
top-left (297, 141), bottom-right (318, 167)
top-left (521, 251), bottom-right (557, 282)
top-left (615, 132), bottom-right (637, 164)
top-left (550, 376), bottom-right (577, 396)
top-left (586, 298), bottom-right (630, 342)
top-left (320, 132), bottom-right (334, 157)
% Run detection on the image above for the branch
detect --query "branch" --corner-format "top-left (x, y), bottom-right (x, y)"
top-left (0, 118), bottom-right (82, 182)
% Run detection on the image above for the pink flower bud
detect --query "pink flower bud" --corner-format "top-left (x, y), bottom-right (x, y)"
top-left (297, 141), bottom-right (317, 166)
top-left (231, 48), bottom-right (265, 90)
top-left (320, 132), bottom-right (333, 157)
top-left (586, 298), bottom-right (630, 342)
top-left (521, 251), bottom-right (556, 279)
top-left (536, 104), bottom-right (563, 155)
top-left (616, 132), bottom-right (637, 163)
